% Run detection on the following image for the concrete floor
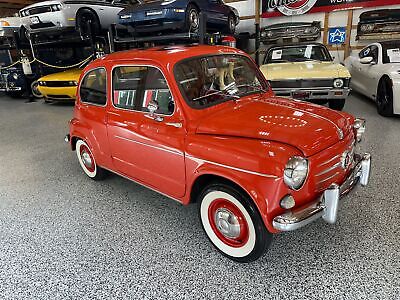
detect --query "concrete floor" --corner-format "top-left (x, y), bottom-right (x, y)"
top-left (0, 93), bottom-right (399, 300)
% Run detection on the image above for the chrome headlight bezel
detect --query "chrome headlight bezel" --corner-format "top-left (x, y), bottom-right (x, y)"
top-left (284, 156), bottom-right (309, 190)
top-left (353, 118), bottom-right (366, 142)
top-left (333, 78), bottom-right (344, 88)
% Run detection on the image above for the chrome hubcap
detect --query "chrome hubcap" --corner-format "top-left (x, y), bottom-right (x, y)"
top-left (82, 151), bottom-right (93, 168)
top-left (214, 208), bottom-right (240, 239)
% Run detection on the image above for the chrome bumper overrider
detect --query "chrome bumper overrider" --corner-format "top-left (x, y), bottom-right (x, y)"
top-left (273, 153), bottom-right (371, 232)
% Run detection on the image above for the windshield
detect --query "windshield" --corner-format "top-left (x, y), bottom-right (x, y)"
top-left (264, 45), bottom-right (332, 64)
top-left (175, 54), bottom-right (268, 109)
top-left (382, 42), bottom-right (400, 64)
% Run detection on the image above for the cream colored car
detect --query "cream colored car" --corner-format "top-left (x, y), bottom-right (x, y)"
top-left (260, 43), bottom-right (351, 110)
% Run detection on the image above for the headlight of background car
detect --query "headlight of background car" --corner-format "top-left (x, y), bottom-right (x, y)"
top-left (51, 4), bottom-right (62, 11)
top-left (266, 31), bottom-right (273, 38)
top-left (353, 118), bottom-right (366, 142)
top-left (69, 81), bottom-right (78, 86)
top-left (284, 157), bottom-right (308, 190)
top-left (12, 73), bottom-right (19, 80)
top-left (333, 78), bottom-right (344, 88)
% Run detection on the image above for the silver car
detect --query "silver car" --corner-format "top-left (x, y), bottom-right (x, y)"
top-left (19, 0), bottom-right (138, 37)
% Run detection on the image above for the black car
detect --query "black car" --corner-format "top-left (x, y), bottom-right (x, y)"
top-left (357, 9), bottom-right (400, 40)
top-left (118, 0), bottom-right (239, 36)
top-left (260, 22), bottom-right (321, 44)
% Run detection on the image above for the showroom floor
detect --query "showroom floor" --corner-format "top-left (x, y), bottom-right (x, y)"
top-left (0, 93), bottom-right (398, 300)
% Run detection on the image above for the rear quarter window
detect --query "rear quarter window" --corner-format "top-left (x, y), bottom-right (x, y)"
top-left (79, 68), bottom-right (107, 106)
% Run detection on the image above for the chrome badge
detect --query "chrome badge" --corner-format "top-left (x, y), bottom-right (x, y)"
top-left (337, 128), bottom-right (344, 140)
top-left (340, 146), bottom-right (354, 170)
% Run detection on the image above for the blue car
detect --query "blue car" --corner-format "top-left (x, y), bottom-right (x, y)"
top-left (118, 0), bottom-right (239, 35)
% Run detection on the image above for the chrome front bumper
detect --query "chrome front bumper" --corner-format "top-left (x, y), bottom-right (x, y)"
top-left (273, 87), bottom-right (350, 100)
top-left (273, 153), bottom-right (371, 232)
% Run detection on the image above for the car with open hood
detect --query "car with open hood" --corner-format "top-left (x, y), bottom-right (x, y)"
top-left (66, 45), bottom-right (371, 262)
top-left (260, 43), bottom-right (351, 111)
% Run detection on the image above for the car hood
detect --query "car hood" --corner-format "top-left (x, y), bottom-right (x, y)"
top-left (260, 61), bottom-right (351, 81)
top-left (21, 0), bottom-right (61, 10)
top-left (39, 68), bottom-right (82, 81)
top-left (196, 96), bottom-right (353, 157)
top-left (119, 0), bottom-right (167, 13)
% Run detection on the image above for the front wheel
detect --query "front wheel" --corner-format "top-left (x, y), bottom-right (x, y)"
top-left (328, 98), bottom-right (345, 111)
top-left (76, 139), bottom-right (107, 180)
top-left (76, 9), bottom-right (100, 38)
top-left (186, 5), bottom-right (200, 32)
top-left (376, 77), bottom-right (394, 117)
top-left (227, 14), bottom-right (236, 34)
top-left (199, 182), bottom-right (272, 262)
top-left (30, 81), bottom-right (42, 98)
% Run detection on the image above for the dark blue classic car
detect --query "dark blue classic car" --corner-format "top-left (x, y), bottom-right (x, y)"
top-left (0, 50), bottom-right (27, 97)
top-left (118, 0), bottom-right (239, 35)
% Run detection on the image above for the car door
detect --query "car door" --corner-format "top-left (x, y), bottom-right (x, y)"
top-left (78, 67), bottom-right (111, 168)
top-left (205, 0), bottom-right (228, 27)
top-left (106, 64), bottom-right (186, 199)
top-left (356, 45), bottom-right (379, 98)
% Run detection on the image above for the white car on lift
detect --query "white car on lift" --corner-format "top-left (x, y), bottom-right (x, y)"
top-left (344, 41), bottom-right (400, 116)
top-left (19, 0), bottom-right (137, 38)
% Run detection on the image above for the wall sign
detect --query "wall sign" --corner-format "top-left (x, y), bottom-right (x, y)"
top-left (262, 0), bottom-right (400, 18)
top-left (328, 27), bottom-right (346, 45)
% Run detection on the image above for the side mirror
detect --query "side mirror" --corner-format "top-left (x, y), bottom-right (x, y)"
top-left (146, 101), bottom-right (163, 122)
top-left (360, 56), bottom-right (374, 64)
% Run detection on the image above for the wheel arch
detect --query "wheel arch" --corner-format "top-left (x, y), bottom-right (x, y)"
top-left (75, 7), bottom-right (101, 29)
top-left (377, 74), bottom-right (392, 96)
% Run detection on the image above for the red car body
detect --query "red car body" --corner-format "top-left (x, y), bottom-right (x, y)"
top-left (68, 45), bottom-right (371, 262)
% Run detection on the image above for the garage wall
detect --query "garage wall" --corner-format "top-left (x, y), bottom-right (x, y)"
top-left (227, 1), bottom-right (400, 63)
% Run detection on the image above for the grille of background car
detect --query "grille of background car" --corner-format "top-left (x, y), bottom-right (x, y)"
top-left (25, 6), bottom-right (52, 16)
top-left (39, 81), bottom-right (74, 87)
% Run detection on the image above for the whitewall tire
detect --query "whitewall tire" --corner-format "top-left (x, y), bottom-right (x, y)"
top-left (199, 182), bottom-right (272, 262)
top-left (76, 139), bottom-right (107, 180)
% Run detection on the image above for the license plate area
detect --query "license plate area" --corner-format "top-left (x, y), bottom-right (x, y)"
top-left (30, 16), bottom-right (40, 24)
top-left (292, 91), bottom-right (309, 99)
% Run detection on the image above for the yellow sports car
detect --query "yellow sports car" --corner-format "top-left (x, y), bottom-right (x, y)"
top-left (37, 68), bottom-right (82, 102)
top-left (260, 43), bottom-right (351, 111)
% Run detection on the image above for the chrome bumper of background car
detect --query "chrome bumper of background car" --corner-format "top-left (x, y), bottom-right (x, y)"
top-left (273, 87), bottom-right (350, 100)
top-left (273, 153), bottom-right (371, 232)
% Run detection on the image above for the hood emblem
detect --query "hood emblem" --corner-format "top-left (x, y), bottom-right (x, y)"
top-left (337, 128), bottom-right (344, 140)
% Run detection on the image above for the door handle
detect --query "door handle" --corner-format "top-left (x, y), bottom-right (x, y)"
top-left (166, 122), bottom-right (182, 128)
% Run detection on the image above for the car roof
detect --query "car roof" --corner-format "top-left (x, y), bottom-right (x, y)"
top-left (96, 45), bottom-right (245, 67)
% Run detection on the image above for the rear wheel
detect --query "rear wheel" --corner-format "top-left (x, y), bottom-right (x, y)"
top-left (186, 5), bottom-right (200, 32)
top-left (328, 99), bottom-right (345, 111)
top-left (30, 81), bottom-right (42, 98)
top-left (198, 182), bottom-right (272, 262)
top-left (76, 9), bottom-right (100, 38)
top-left (376, 77), bottom-right (394, 117)
top-left (76, 139), bottom-right (107, 180)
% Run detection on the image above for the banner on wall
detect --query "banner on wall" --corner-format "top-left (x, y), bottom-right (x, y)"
top-left (262, 0), bottom-right (400, 18)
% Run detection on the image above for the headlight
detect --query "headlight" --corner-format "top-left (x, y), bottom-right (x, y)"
top-left (284, 156), bottom-right (308, 190)
top-left (310, 26), bottom-right (319, 33)
top-left (69, 81), bottom-right (78, 86)
top-left (266, 31), bottom-right (273, 38)
top-left (51, 4), bottom-right (62, 11)
top-left (333, 78), bottom-right (344, 88)
top-left (261, 31), bottom-right (266, 38)
top-left (12, 73), bottom-right (19, 80)
top-left (353, 118), bottom-right (366, 142)
top-left (119, 14), bottom-right (131, 19)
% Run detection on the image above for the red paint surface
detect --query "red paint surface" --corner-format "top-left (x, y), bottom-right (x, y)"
top-left (69, 45), bottom-right (357, 233)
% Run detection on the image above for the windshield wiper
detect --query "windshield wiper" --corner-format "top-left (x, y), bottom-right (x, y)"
top-left (192, 89), bottom-right (239, 102)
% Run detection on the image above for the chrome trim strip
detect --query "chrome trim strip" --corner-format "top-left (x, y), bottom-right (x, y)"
top-left (316, 161), bottom-right (341, 177)
top-left (186, 154), bottom-right (278, 179)
top-left (114, 135), bottom-right (184, 157)
top-left (317, 171), bottom-right (340, 184)
top-left (317, 154), bottom-right (341, 168)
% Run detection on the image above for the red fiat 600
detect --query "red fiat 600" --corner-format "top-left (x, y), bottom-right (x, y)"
top-left (66, 45), bottom-right (371, 262)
